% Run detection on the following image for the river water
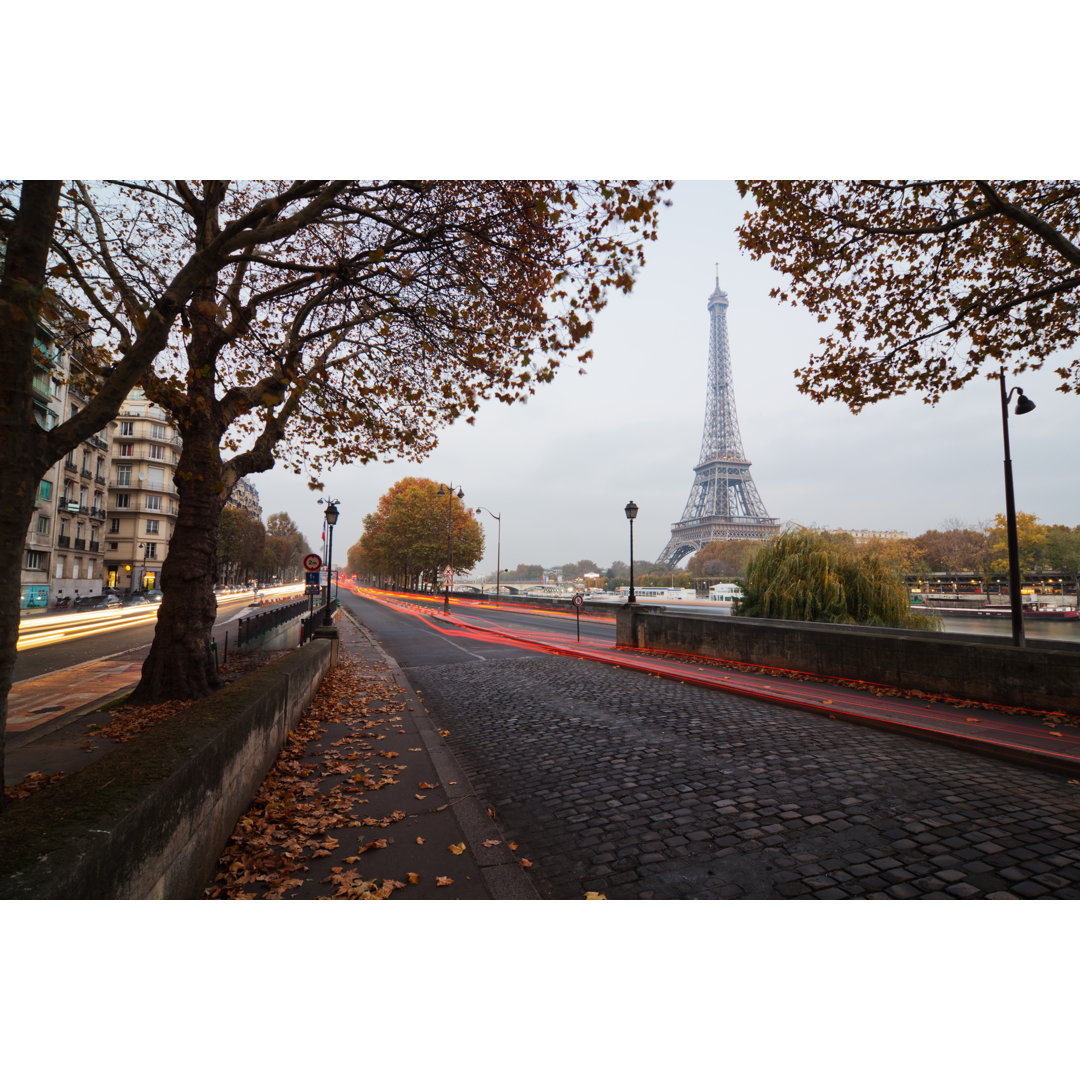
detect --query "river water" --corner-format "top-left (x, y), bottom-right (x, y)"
top-left (935, 615), bottom-right (1080, 645)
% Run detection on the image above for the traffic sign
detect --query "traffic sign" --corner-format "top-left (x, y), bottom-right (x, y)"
top-left (305, 571), bottom-right (321, 587)
top-left (572, 593), bottom-right (584, 608)
top-left (303, 553), bottom-right (322, 572)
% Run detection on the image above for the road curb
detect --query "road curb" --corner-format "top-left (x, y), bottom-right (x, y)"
top-left (339, 608), bottom-right (541, 899)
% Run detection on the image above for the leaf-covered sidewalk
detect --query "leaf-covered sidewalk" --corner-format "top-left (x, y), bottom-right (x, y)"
top-left (204, 617), bottom-right (535, 899)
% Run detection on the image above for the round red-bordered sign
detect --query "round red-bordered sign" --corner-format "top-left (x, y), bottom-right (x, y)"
top-left (303, 553), bottom-right (322, 572)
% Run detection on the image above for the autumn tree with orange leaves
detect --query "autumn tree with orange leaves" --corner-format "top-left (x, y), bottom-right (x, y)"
top-left (350, 478), bottom-right (483, 590)
top-left (736, 181), bottom-right (1080, 410)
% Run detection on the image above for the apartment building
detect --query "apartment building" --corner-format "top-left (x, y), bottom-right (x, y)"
top-left (103, 387), bottom-right (180, 593)
top-left (22, 322), bottom-right (112, 609)
top-left (227, 475), bottom-right (262, 519)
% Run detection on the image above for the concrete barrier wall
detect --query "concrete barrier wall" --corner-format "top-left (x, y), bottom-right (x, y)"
top-left (616, 605), bottom-right (1080, 714)
top-left (0, 639), bottom-right (332, 900)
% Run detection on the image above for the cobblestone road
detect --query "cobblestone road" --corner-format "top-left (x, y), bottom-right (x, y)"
top-left (406, 654), bottom-right (1080, 899)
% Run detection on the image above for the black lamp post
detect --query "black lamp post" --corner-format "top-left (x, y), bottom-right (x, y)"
top-left (999, 366), bottom-right (1035, 648)
top-left (624, 500), bottom-right (638, 603)
top-left (437, 484), bottom-right (463, 612)
top-left (320, 498), bottom-right (339, 625)
top-left (475, 505), bottom-right (501, 605)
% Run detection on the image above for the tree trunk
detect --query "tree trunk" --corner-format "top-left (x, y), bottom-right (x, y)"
top-left (0, 181), bottom-right (62, 805)
top-left (127, 412), bottom-right (225, 704)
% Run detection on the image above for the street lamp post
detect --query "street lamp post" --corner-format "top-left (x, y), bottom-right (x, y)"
top-left (624, 500), bottom-right (638, 604)
top-left (319, 498), bottom-right (340, 625)
top-left (475, 506), bottom-right (501, 605)
top-left (437, 484), bottom-right (463, 612)
top-left (999, 366), bottom-right (1036, 648)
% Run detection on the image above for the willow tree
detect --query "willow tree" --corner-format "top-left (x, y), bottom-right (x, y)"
top-left (736, 181), bottom-right (1080, 409)
top-left (735, 530), bottom-right (939, 629)
top-left (354, 477), bottom-right (483, 589)
top-left (92, 180), bottom-right (670, 703)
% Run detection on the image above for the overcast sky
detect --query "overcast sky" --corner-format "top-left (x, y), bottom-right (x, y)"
top-left (253, 180), bottom-right (1079, 575)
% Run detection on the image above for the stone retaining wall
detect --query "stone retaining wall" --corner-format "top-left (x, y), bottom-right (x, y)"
top-left (0, 639), bottom-right (332, 899)
top-left (616, 606), bottom-right (1080, 714)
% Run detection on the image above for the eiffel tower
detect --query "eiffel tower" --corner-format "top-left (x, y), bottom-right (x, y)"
top-left (657, 276), bottom-right (779, 568)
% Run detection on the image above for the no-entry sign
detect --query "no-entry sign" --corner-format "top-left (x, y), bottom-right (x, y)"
top-left (303, 553), bottom-right (322, 572)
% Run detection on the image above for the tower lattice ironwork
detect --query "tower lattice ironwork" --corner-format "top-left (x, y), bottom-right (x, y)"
top-left (657, 278), bottom-right (778, 568)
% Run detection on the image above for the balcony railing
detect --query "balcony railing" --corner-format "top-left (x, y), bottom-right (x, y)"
top-left (81, 468), bottom-right (93, 479)
top-left (88, 541), bottom-right (100, 552)
top-left (64, 459), bottom-right (77, 472)
top-left (89, 507), bottom-right (106, 522)
top-left (57, 535), bottom-right (71, 548)
top-left (73, 538), bottom-right (86, 550)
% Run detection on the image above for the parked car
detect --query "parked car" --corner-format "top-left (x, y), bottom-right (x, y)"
top-left (74, 594), bottom-right (122, 610)
top-left (145, 590), bottom-right (164, 602)
top-left (122, 593), bottom-right (152, 606)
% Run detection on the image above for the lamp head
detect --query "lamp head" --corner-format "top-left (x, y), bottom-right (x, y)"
top-left (324, 502), bottom-right (340, 526)
top-left (1015, 391), bottom-right (1036, 416)
top-left (624, 500), bottom-right (639, 521)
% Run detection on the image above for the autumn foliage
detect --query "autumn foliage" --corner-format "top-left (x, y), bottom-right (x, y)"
top-left (736, 181), bottom-right (1080, 409)
top-left (349, 477), bottom-right (484, 589)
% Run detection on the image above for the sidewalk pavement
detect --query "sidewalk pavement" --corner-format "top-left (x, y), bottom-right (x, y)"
top-left (4, 611), bottom-right (540, 900)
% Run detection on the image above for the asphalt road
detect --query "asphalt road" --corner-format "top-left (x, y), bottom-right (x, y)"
top-left (342, 589), bottom-right (1080, 900)
top-left (13, 594), bottom-right (256, 681)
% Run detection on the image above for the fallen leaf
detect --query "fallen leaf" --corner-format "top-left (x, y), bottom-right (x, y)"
top-left (436, 876), bottom-right (453, 886)
top-left (407, 872), bottom-right (420, 885)
top-left (584, 891), bottom-right (607, 900)
top-left (482, 839), bottom-right (501, 847)
top-left (418, 781), bottom-right (437, 790)
top-left (519, 858), bottom-right (533, 868)
top-left (487, 807), bottom-right (497, 820)
top-left (1049, 731), bottom-right (1063, 737)
top-left (509, 842), bottom-right (518, 851)
top-left (449, 842), bottom-right (466, 855)
top-left (416, 836), bottom-right (425, 845)
top-left (821, 699), bottom-right (833, 705)
top-left (415, 794), bottom-right (426, 800)
top-left (965, 718), bottom-right (981, 724)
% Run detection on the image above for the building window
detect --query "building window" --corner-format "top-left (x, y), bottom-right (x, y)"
top-left (26, 550), bottom-right (45, 570)
top-left (119, 443), bottom-right (134, 457)
top-left (108, 542), bottom-right (118, 551)
top-left (145, 494), bottom-right (162, 511)
top-left (151, 423), bottom-right (166, 440)
top-left (120, 421), bottom-right (134, 436)
top-left (36, 514), bottom-right (50, 534)
top-left (149, 443), bottom-right (165, 460)
top-left (116, 465), bottom-right (131, 485)
top-left (109, 518), bottom-right (120, 533)
top-left (115, 493), bottom-right (130, 509)
top-left (145, 519), bottom-right (160, 535)
top-left (55, 556), bottom-right (64, 578)
top-left (144, 542), bottom-right (157, 560)
top-left (72, 557), bottom-right (81, 577)
top-left (39, 479), bottom-right (53, 501)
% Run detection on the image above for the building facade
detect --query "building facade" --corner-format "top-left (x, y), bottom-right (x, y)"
top-left (22, 320), bottom-right (112, 609)
top-left (227, 476), bottom-right (262, 519)
top-left (103, 388), bottom-right (181, 593)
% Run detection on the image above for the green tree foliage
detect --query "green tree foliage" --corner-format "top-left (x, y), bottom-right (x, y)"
top-left (736, 181), bottom-right (1080, 409)
top-left (216, 508), bottom-right (266, 584)
top-left (501, 564), bottom-right (546, 582)
top-left (687, 539), bottom-right (760, 579)
top-left (260, 512), bottom-right (309, 581)
top-left (735, 530), bottom-right (939, 629)
top-left (353, 478), bottom-right (484, 589)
